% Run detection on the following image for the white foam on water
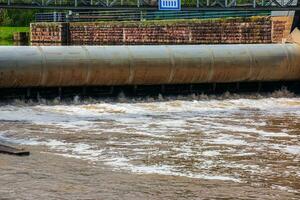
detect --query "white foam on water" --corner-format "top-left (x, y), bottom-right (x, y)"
top-left (271, 185), bottom-right (299, 193)
top-left (272, 144), bottom-right (300, 155)
top-left (205, 121), bottom-right (292, 138)
top-left (207, 135), bottom-right (248, 146)
top-left (284, 146), bottom-right (300, 155)
top-left (202, 150), bottom-right (220, 157)
top-left (0, 97), bottom-right (299, 131)
top-left (0, 97), bottom-right (299, 184)
top-left (105, 156), bottom-right (241, 183)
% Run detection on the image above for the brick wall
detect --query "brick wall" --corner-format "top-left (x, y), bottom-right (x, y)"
top-left (30, 16), bottom-right (293, 45)
top-left (30, 22), bottom-right (69, 44)
top-left (69, 17), bottom-right (272, 45)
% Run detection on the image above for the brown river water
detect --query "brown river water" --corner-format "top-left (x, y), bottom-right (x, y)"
top-left (0, 92), bottom-right (299, 199)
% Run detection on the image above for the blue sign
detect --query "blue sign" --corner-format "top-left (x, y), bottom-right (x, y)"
top-left (159, 0), bottom-right (181, 11)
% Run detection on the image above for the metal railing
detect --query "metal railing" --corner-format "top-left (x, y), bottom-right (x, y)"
top-left (35, 10), bottom-right (271, 22)
top-left (36, 12), bottom-right (66, 22)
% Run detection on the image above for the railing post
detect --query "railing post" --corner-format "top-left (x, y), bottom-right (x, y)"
top-left (7, 0), bottom-right (10, 6)
top-left (137, 0), bottom-right (140, 7)
top-left (253, 0), bottom-right (256, 8)
top-left (75, 0), bottom-right (78, 7)
top-left (207, 0), bottom-right (209, 6)
top-left (54, 11), bottom-right (56, 22)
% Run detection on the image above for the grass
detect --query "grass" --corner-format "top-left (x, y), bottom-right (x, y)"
top-left (0, 27), bottom-right (29, 41)
top-left (66, 16), bottom-right (266, 28)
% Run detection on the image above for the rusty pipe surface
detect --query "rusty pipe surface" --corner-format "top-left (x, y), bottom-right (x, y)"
top-left (0, 44), bottom-right (300, 88)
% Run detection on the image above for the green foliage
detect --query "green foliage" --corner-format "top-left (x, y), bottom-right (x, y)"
top-left (0, 9), bottom-right (39, 27)
top-left (0, 10), bottom-right (12, 26)
top-left (0, 39), bottom-right (13, 45)
top-left (80, 16), bottom-right (266, 27)
top-left (0, 27), bottom-right (29, 40)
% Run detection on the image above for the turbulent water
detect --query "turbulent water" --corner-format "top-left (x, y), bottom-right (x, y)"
top-left (0, 93), bottom-right (299, 199)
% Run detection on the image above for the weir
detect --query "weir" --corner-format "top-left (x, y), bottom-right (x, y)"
top-left (0, 44), bottom-right (300, 89)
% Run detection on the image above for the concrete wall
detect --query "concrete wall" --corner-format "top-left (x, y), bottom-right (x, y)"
top-left (271, 11), bottom-right (295, 43)
top-left (30, 16), bottom-right (294, 45)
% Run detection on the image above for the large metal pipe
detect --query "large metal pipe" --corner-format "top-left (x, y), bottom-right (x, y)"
top-left (0, 44), bottom-right (300, 88)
